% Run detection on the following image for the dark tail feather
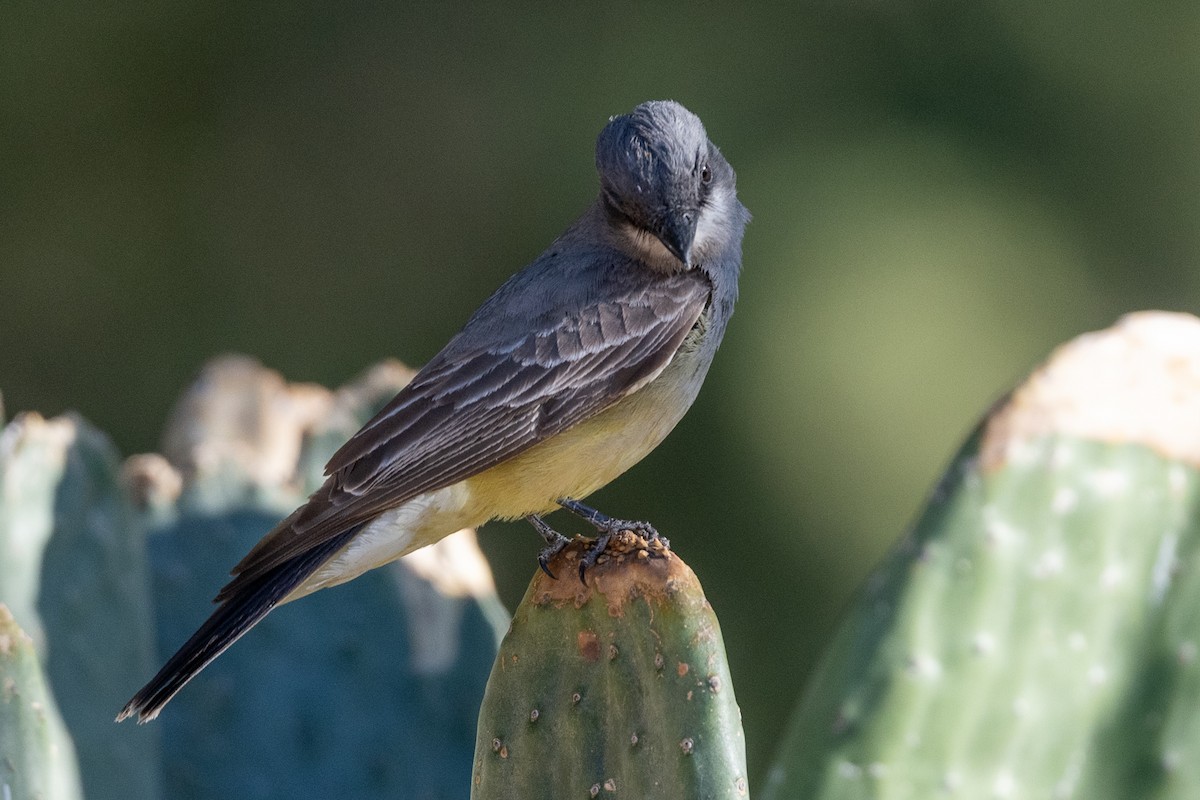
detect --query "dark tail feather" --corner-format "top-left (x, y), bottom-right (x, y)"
top-left (116, 525), bottom-right (361, 723)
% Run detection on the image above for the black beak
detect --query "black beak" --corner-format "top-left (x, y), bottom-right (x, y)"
top-left (657, 208), bottom-right (699, 267)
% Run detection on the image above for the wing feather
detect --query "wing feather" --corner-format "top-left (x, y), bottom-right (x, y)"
top-left (222, 267), bottom-right (712, 592)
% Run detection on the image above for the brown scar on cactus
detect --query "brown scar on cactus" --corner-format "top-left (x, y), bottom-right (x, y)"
top-left (529, 531), bottom-right (682, 613)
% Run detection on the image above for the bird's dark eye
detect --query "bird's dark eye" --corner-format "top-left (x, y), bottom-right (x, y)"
top-left (701, 165), bottom-right (713, 184)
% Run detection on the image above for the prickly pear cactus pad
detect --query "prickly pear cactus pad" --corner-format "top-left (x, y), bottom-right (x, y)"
top-left (472, 533), bottom-right (749, 800)
top-left (134, 356), bottom-right (507, 800)
top-left (0, 604), bottom-right (83, 800)
top-left (0, 412), bottom-right (161, 800)
top-left (763, 311), bottom-right (1200, 800)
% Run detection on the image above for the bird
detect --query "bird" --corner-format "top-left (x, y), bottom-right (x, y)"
top-left (118, 99), bottom-right (750, 723)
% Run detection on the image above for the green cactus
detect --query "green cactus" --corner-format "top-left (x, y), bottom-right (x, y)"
top-left (472, 533), bottom-right (748, 800)
top-left (0, 412), bottom-right (161, 800)
top-left (0, 604), bottom-right (83, 800)
top-left (0, 412), bottom-right (74, 644)
top-left (0, 355), bottom-right (508, 800)
top-left (762, 311), bottom-right (1200, 799)
top-left (135, 356), bottom-right (508, 800)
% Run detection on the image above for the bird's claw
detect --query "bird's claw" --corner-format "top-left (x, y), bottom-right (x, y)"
top-left (578, 531), bottom-right (613, 584)
top-left (537, 537), bottom-right (570, 579)
top-left (614, 519), bottom-right (668, 550)
top-left (537, 500), bottom-right (672, 583)
top-left (555, 498), bottom-right (672, 583)
top-left (527, 514), bottom-right (571, 579)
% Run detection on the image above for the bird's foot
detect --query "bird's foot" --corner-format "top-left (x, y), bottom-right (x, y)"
top-left (526, 515), bottom-right (571, 579)
top-left (557, 498), bottom-right (669, 582)
top-left (577, 531), bottom-right (613, 583)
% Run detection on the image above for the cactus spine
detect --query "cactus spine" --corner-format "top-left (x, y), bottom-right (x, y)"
top-left (472, 534), bottom-right (748, 800)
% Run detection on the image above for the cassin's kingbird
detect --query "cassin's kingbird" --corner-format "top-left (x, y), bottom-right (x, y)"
top-left (119, 99), bottom-right (749, 722)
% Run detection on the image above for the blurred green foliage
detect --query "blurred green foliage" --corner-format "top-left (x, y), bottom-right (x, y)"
top-left (2, 0), bottom-right (1197, 786)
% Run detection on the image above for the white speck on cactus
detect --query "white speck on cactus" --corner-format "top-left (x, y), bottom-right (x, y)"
top-left (906, 653), bottom-right (943, 680)
top-left (1051, 487), bottom-right (1077, 514)
top-left (1007, 440), bottom-right (1040, 467)
top-left (1089, 468), bottom-right (1129, 496)
top-left (971, 632), bottom-right (995, 656)
top-left (1031, 549), bottom-right (1064, 579)
top-left (940, 771), bottom-right (962, 792)
top-left (1150, 532), bottom-right (1179, 606)
top-left (1050, 441), bottom-right (1074, 470)
top-left (1087, 664), bottom-right (1108, 686)
top-left (992, 770), bottom-right (1016, 797)
top-left (982, 509), bottom-right (1021, 547)
top-left (1100, 564), bottom-right (1125, 589)
top-left (1053, 770), bottom-right (1080, 799)
top-left (1168, 464), bottom-right (1189, 496)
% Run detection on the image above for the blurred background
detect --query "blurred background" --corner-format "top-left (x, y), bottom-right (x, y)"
top-left (2, 0), bottom-right (1197, 785)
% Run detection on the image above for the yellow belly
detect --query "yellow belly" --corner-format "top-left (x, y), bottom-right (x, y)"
top-left (461, 349), bottom-right (704, 521)
top-left (290, 342), bottom-right (711, 598)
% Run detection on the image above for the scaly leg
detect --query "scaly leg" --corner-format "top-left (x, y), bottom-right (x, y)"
top-left (526, 514), bottom-right (571, 579)
top-left (557, 498), bottom-right (669, 582)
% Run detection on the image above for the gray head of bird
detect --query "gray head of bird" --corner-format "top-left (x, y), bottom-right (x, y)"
top-left (595, 100), bottom-right (746, 272)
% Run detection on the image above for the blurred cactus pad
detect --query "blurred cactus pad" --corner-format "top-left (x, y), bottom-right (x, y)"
top-left (472, 533), bottom-right (748, 800)
top-left (0, 356), bottom-right (508, 800)
top-left (764, 311), bottom-right (1200, 799)
top-left (0, 605), bottom-right (83, 800)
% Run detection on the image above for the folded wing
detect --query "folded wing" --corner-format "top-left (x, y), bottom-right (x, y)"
top-left (218, 268), bottom-right (712, 599)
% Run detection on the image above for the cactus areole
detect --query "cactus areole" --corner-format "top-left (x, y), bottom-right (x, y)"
top-left (472, 533), bottom-right (749, 799)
